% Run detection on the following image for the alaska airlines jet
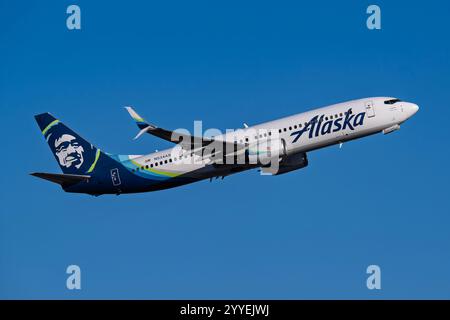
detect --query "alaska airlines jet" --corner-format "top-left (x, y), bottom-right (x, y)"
top-left (32, 97), bottom-right (418, 196)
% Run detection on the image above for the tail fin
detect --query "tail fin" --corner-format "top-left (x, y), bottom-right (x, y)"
top-left (34, 113), bottom-right (101, 175)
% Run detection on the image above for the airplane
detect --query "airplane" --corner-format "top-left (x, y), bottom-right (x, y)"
top-left (31, 97), bottom-right (419, 196)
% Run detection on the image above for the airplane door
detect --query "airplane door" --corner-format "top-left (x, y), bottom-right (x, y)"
top-left (365, 101), bottom-right (375, 118)
top-left (111, 168), bottom-right (121, 186)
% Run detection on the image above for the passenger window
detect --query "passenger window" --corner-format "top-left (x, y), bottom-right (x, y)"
top-left (289, 126), bottom-right (292, 130)
top-left (283, 128), bottom-right (287, 132)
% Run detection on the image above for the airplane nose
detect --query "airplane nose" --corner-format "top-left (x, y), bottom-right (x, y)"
top-left (404, 102), bottom-right (419, 118)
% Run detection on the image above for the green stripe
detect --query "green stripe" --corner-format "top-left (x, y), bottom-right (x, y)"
top-left (130, 159), bottom-right (181, 178)
top-left (87, 149), bottom-right (101, 173)
top-left (42, 120), bottom-right (60, 135)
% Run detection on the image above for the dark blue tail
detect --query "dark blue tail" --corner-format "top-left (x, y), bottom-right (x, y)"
top-left (34, 113), bottom-right (102, 175)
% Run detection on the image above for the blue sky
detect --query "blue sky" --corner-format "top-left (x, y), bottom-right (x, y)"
top-left (1, 0), bottom-right (449, 299)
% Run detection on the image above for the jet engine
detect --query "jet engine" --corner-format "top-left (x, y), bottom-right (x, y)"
top-left (261, 152), bottom-right (308, 175)
top-left (245, 138), bottom-right (287, 165)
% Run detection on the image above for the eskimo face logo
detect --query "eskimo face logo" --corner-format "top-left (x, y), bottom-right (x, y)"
top-left (54, 134), bottom-right (84, 169)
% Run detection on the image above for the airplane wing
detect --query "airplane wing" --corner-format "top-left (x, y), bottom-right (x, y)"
top-left (125, 106), bottom-right (207, 146)
top-left (125, 107), bottom-right (246, 159)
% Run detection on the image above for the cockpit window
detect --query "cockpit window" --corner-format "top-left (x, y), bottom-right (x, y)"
top-left (384, 98), bottom-right (401, 105)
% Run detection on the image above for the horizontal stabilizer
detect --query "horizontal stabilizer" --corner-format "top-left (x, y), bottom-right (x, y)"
top-left (30, 172), bottom-right (91, 186)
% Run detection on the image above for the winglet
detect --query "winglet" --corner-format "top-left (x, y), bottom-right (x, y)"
top-left (133, 126), bottom-right (151, 140)
top-left (125, 106), bottom-right (151, 130)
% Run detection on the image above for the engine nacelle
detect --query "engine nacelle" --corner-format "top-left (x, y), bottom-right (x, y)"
top-left (261, 152), bottom-right (308, 175)
top-left (245, 138), bottom-right (286, 165)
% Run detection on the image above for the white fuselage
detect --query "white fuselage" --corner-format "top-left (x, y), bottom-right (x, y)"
top-left (128, 97), bottom-right (419, 179)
